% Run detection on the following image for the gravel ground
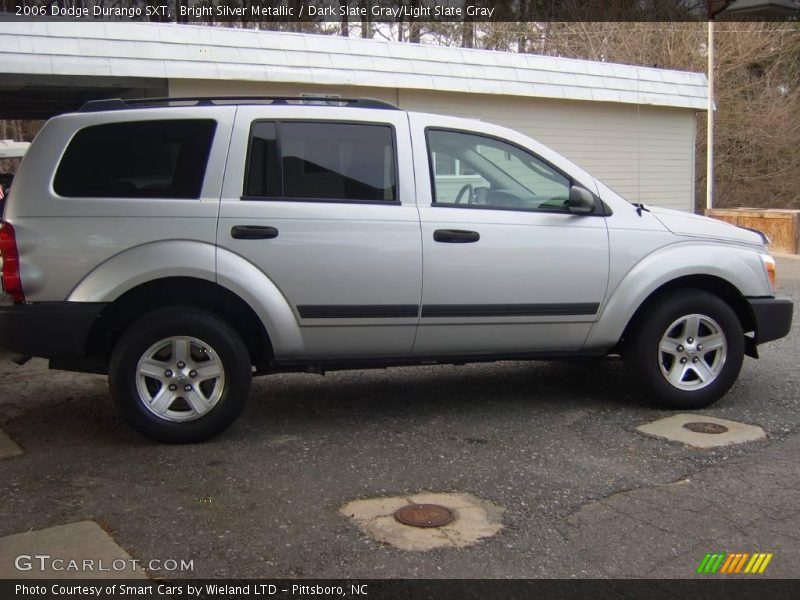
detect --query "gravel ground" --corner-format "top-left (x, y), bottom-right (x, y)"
top-left (0, 257), bottom-right (798, 579)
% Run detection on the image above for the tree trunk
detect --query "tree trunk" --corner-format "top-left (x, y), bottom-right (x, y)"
top-left (360, 0), bottom-right (372, 38)
top-left (409, 0), bottom-right (421, 43)
top-left (517, 0), bottom-right (530, 53)
top-left (461, 18), bottom-right (474, 49)
top-left (339, 1), bottom-right (350, 37)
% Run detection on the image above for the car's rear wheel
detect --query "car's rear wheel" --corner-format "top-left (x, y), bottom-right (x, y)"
top-left (109, 307), bottom-right (252, 443)
top-left (625, 290), bottom-right (744, 409)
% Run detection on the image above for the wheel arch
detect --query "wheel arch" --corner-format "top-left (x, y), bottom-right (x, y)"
top-left (617, 274), bottom-right (756, 354)
top-left (585, 242), bottom-right (767, 354)
top-left (66, 241), bottom-right (304, 367)
top-left (85, 277), bottom-right (273, 369)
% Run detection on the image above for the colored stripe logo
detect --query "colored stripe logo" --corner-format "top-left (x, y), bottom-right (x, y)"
top-left (697, 552), bottom-right (773, 574)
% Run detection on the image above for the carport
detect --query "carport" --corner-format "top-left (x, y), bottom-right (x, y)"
top-left (0, 73), bottom-right (166, 120)
top-left (0, 20), bottom-right (707, 211)
top-left (0, 139), bottom-right (29, 158)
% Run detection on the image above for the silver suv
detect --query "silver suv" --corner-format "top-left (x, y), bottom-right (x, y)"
top-left (0, 97), bottom-right (792, 443)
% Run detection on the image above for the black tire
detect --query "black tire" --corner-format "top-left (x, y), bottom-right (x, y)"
top-left (109, 307), bottom-right (252, 443)
top-left (624, 290), bottom-right (744, 410)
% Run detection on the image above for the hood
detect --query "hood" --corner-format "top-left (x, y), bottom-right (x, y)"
top-left (648, 206), bottom-right (766, 247)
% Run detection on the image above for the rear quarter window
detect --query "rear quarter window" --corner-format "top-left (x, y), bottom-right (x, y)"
top-left (54, 119), bottom-right (216, 199)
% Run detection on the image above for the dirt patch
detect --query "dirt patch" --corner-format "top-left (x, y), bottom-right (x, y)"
top-left (340, 491), bottom-right (503, 551)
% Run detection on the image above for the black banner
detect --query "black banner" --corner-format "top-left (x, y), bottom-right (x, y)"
top-left (2, 0), bottom-right (800, 23)
top-left (4, 579), bottom-right (800, 600)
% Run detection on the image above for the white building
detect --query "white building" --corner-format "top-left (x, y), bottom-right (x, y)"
top-left (0, 21), bottom-right (708, 211)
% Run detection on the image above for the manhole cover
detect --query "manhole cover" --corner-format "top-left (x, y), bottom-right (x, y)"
top-left (394, 504), bottom-right (455, 528)
top-left (683, 422), bottom-right (729, 434)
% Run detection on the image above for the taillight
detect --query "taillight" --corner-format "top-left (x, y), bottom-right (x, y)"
top-left (0, 222), bottom-right (25, 303)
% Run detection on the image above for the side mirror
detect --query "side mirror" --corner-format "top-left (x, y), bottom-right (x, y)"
top-left (566, 186), bottom-right (596, 215)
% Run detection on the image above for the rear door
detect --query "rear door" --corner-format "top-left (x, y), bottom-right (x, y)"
top-left (218, 106), bottom-right (421, 360)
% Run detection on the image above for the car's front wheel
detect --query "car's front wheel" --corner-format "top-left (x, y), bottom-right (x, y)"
top-left (109, 307), bottom-right (252, 443)
top-left (625, 290), bottom-right (744, 409)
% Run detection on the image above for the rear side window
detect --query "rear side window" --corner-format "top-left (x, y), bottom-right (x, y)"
top-left (54, 120), bottom-right (217, 199)
top-left (245, 122), bottom-right (280, 198)
top-left (245, 121), bottom-right (396, 202)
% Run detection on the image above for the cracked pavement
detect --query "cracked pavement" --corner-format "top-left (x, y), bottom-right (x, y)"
top-left (567, 435), bottom-right (800, 576)
top-left (0, 257), bottom-right (798, 579)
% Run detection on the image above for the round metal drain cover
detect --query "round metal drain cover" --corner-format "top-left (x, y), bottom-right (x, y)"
top-left (394, 504), bottom-right (455, 528)
top-left (683, 421), bottom-right (729, 434)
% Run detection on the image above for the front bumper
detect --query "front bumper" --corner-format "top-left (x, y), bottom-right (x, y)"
top-left (0, 302), bottom-right (105, 359)
top-left (748, 297), bottom-right (793, 345)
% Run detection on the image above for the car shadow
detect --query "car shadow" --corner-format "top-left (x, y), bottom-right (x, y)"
top-left (244, 358), bottom-right (644, 424)
top-left (0, 358), bottom-right (646, 449)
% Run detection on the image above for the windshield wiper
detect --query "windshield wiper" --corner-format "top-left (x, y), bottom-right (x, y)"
top-left (634, 202), bottom-right (650, 217)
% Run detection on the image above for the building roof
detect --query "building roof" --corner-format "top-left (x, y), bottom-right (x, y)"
top-left (0, 139), bottom-right (30, 159)
top-left (0, 21), bottom-right (708, 110)
top-left (722, 0), bottom-right (800, 16)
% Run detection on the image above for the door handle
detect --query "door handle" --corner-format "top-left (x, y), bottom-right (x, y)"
top-left (231, 225), bottom-right (279, 240)
top-left (433, 229), bottom-right (480, 243)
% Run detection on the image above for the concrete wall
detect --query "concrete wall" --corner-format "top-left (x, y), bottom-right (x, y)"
top-left (170, 79), bottom-right (697, 211)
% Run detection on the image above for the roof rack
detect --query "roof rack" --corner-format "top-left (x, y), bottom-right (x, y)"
top-left (79, 96), bottom-right (399, 112)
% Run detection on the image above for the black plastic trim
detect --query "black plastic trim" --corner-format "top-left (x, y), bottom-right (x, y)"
top-left (421, 303), bottom-right (600, 318)
top-left (80, 97), bottom-right (399, 112)
top-left (433, 229), bottom-right (481, 243)
top-left (747, 296), bottom-right (793, 344)
top-left (425, 201), bottom-right (605, 217)
top-left (298, 305), bottom-right (420, 319)
top-left (240, 196), bottom-right (401, 206)
top-left (297, 303), bottom-right (600, 319)
top-left (265, 349), bottom-right (609, 375)
top-left (0, 302), bottom-right (106, 359)
top-left (231, 225), bottom-right (279, 239)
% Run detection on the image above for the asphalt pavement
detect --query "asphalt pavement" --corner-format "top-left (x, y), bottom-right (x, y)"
top-left (0, 257), bottom-right (798, 579)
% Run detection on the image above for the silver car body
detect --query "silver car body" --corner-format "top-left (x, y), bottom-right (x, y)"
top-left (3, 103), bottom-right (774, 363)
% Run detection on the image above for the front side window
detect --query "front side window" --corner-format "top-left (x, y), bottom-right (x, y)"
top-left (54, 119), bottom-right (216, 199)
top-left (427, 129), bottom-right (571, 212)
top-left (245, 121), bottom-right (396, 202)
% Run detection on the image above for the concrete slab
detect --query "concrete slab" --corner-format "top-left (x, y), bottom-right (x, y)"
top-left (0, 521), bottom-right (148, 579)
top-left (0, 427), bottom-right (22, 459)
top-left (636, 413), bottom-right (766, 449)
top-left (340, 491), bottom-right (503, 552)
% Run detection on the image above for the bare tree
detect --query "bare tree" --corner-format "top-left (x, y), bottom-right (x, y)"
top-left (408, 0), bottom-right (421, 43)
top-left (339, 0), bottom-right (350, 37)
top-left (461, 15), bottom-right (474, 49)
top-left (360, 0), bottom-right (372, 39)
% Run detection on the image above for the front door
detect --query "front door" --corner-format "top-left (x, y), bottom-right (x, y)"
top-left (411, 118), bottom-right (610, 356)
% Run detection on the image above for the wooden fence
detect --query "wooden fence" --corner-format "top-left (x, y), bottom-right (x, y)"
top-left (705, 208), bottom-right (799, 255)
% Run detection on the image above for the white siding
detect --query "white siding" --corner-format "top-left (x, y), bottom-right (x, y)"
top-left (171, 80), bottom-right (697, 211)
top-left (169, 79), bottom-right (399, 104)
top-left (399, 90), bottom-right (696, 211)
top-left (434, 176), bottom-right (487, 204)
